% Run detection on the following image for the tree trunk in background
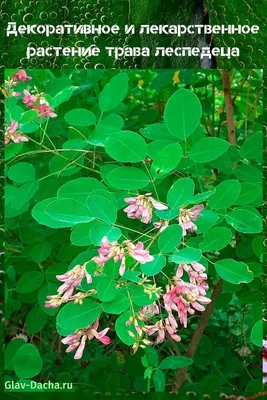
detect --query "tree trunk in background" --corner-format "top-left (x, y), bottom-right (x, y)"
top-left (129, 0), bottom-right (205, 68)
top-left (222, 70), bottom-right (237, 146)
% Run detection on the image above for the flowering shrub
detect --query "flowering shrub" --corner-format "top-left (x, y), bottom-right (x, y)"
top-left (4, 69), bottom-right (263, 395)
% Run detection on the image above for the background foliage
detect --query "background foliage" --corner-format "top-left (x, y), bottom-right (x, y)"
top-left (4, 69), bottom-right (263, 396)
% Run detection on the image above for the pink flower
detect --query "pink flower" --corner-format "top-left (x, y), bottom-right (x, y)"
top-left (124, 193), bottom-right (168, 224)
top-left (129, 241), bottom-right (154, 264)
top-left (22, 89), bottom-right (37, 107)
top-left (163, 280), bottom-right (211, 328)
top-left (12, 69), bottom-right (32, 82)
top-left (153, 220), bottom-right (169, 233)
top-left (5, 120), bottom-right (28, 145)
top-left (145, 318), bottom-right (181, 344)
top-left (93, 237), bottom-right (154, 277)
top-left (34, 99), bottom-right (57, 118)
top-left (176, 262), bottom-right (209, 296)
top-left (12, 91), bottom-right (21, 97)
top-left (61, 321), bottom-right (111, 359)
top-left (56, 264), bottom-right (92, 301)
top-left (179, 204), bottom-right (204, 236)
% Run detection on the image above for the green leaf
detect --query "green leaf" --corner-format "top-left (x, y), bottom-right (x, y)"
top-left (115, 311), bottom-right (136, 345)
top-left (158, 225), bottom-right (183, 253)
top-left (250, 320), bottom-right (262, 347)
top-left (97, 278), bottom-right (117, 302)
top-left (234, 164), bottom-right (262, 183)
top-left (189, 138), bottom-right (230, 163)
top-left (26, 307), bottom-right (48, 334)
top-left (16, 271), bottom-right (44, 294)
top-left (194, 210), bottom-right (219, 234)
top-left (21, 109), bottom-right (39, 122)
top-left (167, 178), bottom-right (195, 209)
top-left (57, 177), bottom-right (107, 203)
top-left (89, 221), bottom-right (121, 246)
top-left (5, 339), bottom-right (26, 370)
top-left (240, 132), bottom-right (262, 161)
top-left (86, 194), bottom-right (117, 225)
top-left (99, 72), bottom-right (128, 112)
top-left (226, 208), bottom-right (262, 234)
top-left (140, 123), bottom-right (176, 141)
top-left (151, 143), bottom-right (182, 178)
top-left (30, 242), bottom-right (52, 263)
top-left (214, 259), bottom-right (253, 284)
top-left (140, 255), bottom-right (166, 276)
top-left (70, 221), bottom-right (96, 246)
top-left (252, 236), bottom-right (263, 260)
top-left (159, 356), bottom-right (193, 370)
top-left (57, 299), bottom-right (102, 332)
top-left (105, 130), bottom-right (147, 163)
top-left (13, 344), bottom-right (43, 379)
top-left (107, 166), bottom-right (149, 190)
top-left (52, 86), bottom-right (75, 108)
top-left (129, 285), bottom-right (156, 306)
top-left (8, 162), bottom-right (35, 183)
top-left (170, 247), bottom-right (202, 264)
top-left (145, 347), bottom-right (159, 367)
top-left (164, 89), bottom-right (202, 139)
top-left (45, 198), bottom-right (94, 226)
top-left (32, 198), bottom-right (72, 228)
top-left (209, 180), bottom-right (241, 209)
top-left (14, 181), bottom-right (39, 209)
top-left (5, 142), bottom-right (24, 161)
top-left (200, 227), bottom-right (232, 251)
top-left (102, 291), bottom-right (129, 314)
top-left (234, 183), bottom-right (262, 206)
top-left (153, 369), bottom-right (166, 392)
top-left (64, 108), bottom-right (96, 126)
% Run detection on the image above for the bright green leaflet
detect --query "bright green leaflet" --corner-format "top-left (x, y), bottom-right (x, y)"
top-left (158, 225), bottom-right (183, 253)
top-left (170, 247), bottom-right (202, 264)
top-left (64, 108), bottom-right (96, 126)
top-left (167, 178), bottom-right (195, 209)
top-left (106, 166), bottom-right (149, 190)
top-left (97, 278), bottom-right (117, 302)
top-left (214, 259), bottom-right (253, 284)
top-left (200, 227), bottom-right (232, 252)
top-left (99, 72), bottom-right (128, 112)
top-left (56, 299), bottom-right (102, 331)
top-left (189, 138), bottom-right (230, 163)
top-left (140, 255), bottom-right (166, 277)
top-left (8, 162), bottom-right (35, 183)
top-left (86, 195), bottom-right (117, 225)
top-left (226, 209), bottom-right (262, 234)
top-left (105, 130), bottom-right (147, 163)
top-left (151, 143), bottom-right (183, 178)
top-left (164, 88), bottom-right (202, 139)
top-left (209, 180), bottom-right (241, 209)
top-left (45, 198), bottom-right (94, 225)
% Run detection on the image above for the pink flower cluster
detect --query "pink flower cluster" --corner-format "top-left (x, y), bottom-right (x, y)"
top-left (93, 236), bottom-right (154, 276)
top-left (45, 263), bottom-right (92, 308)
top-left (4, 121), bottom-right (28, 146)
top-left (12, 69), bottom-right (32, 83)
top-left (3, 70), bottom-right (31, 98)
top-left (124, 193), bottom-right (168, 224)
top-left (164, 262), bottom-right (211, 328)
top-left (178, 204), bottom-right (204, 236)
top-left (62, 320), bottom-right (111, 359)
top-left (23, 90), bottom-right (57, 119)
